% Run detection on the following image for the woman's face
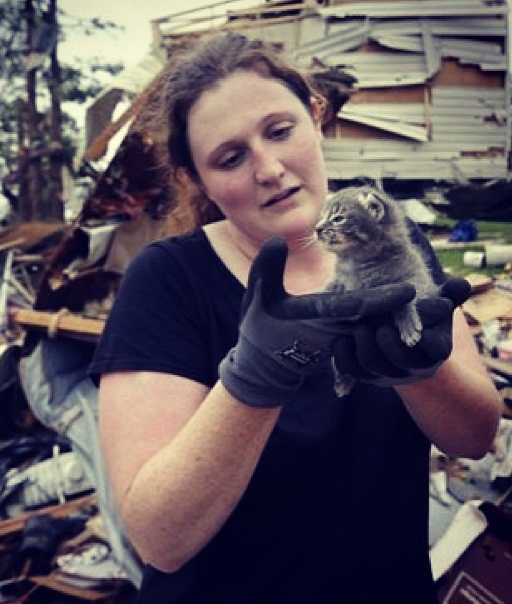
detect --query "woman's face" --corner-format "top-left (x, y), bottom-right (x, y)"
top-left (187, 69), bottom-right (328, 246)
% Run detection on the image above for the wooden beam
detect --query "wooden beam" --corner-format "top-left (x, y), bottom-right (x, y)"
top-left (0, 494), bottom-right (96, 538)
top-left (10, 308), bottom-right (105, 339)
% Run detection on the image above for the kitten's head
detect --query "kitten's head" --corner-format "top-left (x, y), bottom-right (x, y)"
top-left (316, 185), bottom-right (403, 253)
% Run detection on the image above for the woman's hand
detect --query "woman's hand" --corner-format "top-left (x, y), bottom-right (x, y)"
top-left (330, 278), bottom-right (472, 387)
top-left (219, 237), bottom-right (416, 406)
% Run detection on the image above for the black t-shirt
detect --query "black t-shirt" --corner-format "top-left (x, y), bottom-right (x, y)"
top-left (90, 225), bottom-right (443, 604)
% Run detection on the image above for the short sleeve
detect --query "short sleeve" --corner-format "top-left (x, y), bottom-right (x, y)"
top-left (89, 233), bottom-right (242, 387)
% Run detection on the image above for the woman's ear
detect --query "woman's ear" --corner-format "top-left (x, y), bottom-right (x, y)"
top-left (175, 166), bottom-right (195, 186)
top-left (190, 176), bottom-right (218, 206)
top-left (310, 96), bottom-right (325, 134)
top-left (176, 166), bottom-right (207, 194)
top-left (195, 180), bottom-right (212, 201)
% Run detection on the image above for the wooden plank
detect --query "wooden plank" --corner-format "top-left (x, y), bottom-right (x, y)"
top-left (0, 494), bottom-right (96, 538)
top-left (0, 237), bottom-right (26, 252)
top-left (11, 308), bottom-right (105, 338)
top-left (30, 573), bottom-right (119, 601)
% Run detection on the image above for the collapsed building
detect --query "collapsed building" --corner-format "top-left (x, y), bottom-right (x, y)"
top-left (85, 0), bottom-right (511, 181)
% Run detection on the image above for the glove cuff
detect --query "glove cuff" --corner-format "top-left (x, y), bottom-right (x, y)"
top-left (219, 338), bottom-right (303, 407)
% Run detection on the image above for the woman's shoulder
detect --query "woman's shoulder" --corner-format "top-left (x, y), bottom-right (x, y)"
top-left (128, 228), bottom-right (214, 275)
top-left (147, 227), bottom-right (210, 257)
top-left (124, 225), bottom-right (241, 297)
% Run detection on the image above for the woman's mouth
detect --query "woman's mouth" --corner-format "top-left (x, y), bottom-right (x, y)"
top-left (263, 186), bottom-right (301, 208)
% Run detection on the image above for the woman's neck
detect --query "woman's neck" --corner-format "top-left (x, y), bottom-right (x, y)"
top-left (283, 242), bottom-right (336, 295)
top-left (205, 220), bottom-right (335, 295)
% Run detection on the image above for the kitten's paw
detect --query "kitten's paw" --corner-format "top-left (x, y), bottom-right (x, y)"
top-left (334, 373), bottom-right (355, 397)
top-left (400, 325), bottom-right (422, 347)
top-left (395, 305), bottom-right (423, 347)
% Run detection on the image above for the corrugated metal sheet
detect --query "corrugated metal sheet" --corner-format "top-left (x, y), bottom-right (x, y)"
top-left (364, 17), bottom-right (507, 37)
top-left (324, 157), bottom-right (507, 180)
top-left (371, 33), bottom-right (506, 71)
top-left (323, 139), bottom-right (498, 158)
top-left (337, 103), bottom-right (426, 122)
top-left (319, 1), bottom-right (508, 19)
top-left (291, 21), bottom-right (370, 62)
top-left (324, 85), bottom-right (508, 181)
top-left (295, 17), bottom-right (507, 86)
top-left (321, 51), bottom-right (431, 87)
top-left (339, 137), bottom-right (504, 157)
top-left (374, 35), bottom-right (501, 58)
top-left (337, 113), bottom-right (429, 141)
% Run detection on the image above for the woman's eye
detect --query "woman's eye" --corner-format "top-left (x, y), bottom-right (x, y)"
top-left (217, 150), bottom-right (245, 169)
top-left (268, 123), bottom-right (294, 140)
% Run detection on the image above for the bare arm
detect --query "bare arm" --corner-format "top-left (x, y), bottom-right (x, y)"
top-left (99, 372), bottom-right (280, 572)
top-left (396, 309), bottom-right (502, 458)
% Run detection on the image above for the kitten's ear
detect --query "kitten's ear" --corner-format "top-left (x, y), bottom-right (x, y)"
top-left (374, 179), bottom-right (385, 194)
top-left (359, 191), bottom-right (386, 222)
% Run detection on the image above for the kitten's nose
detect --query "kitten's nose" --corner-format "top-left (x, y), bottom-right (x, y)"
top-left (316, 215), bottom-right (326, 230)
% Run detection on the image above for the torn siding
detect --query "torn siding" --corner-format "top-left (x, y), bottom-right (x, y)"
top-left (323, 85), bottom-right (508, 180)
top-left (318, 1), bottom-right (507, 19)
top-left (293, 0), bottom-right (510, 181)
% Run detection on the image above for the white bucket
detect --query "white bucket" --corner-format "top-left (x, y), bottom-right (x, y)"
top-left (463, 251), bottom-right (485, 268)
top-left (485, 244), bottom-right (512, 266)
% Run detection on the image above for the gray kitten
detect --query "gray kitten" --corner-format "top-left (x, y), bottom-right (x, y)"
top-left (316, 184), bottom-right (437, 396)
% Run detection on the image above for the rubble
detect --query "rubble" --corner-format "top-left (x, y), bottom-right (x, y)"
top-left (2, 184), bottom-right (512, 604)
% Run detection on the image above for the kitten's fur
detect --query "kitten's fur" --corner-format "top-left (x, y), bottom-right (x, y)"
top-left (316, 184), bottom-right (437, 396)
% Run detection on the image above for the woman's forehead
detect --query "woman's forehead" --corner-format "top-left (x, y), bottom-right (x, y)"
top-left (188, 71), bottom-right (307, 150)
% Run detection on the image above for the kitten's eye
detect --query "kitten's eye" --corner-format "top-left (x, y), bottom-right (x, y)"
top-left (331, 215), bottom-right (346, 225)
top-left (367, 200), bottom-right (385, 220)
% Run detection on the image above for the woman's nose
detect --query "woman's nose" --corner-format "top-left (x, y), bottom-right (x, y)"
top-left (253, 152), bottom-right (285, 186)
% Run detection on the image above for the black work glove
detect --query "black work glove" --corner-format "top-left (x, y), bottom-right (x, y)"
top-left (219, 237), bottom-right (416, 407)
top-left (331, 278), bottom-right (472, 389)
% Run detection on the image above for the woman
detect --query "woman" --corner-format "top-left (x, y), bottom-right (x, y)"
top-left (90, 33), bottom-right (501, 603)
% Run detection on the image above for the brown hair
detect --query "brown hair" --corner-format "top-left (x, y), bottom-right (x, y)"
top-left (160, 32), bottom-right (326, 225)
